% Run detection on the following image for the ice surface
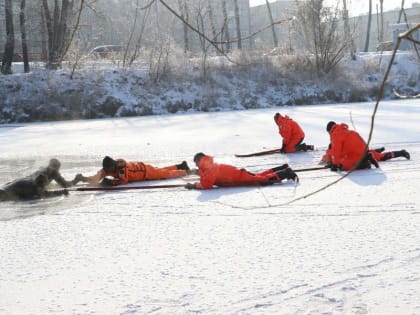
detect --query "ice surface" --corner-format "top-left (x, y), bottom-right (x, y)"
top-left (0, 100), bottom-right (419, 314)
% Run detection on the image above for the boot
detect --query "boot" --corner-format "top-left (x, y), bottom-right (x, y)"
top-left (383, 150), bottom-right (411, 161)
top-left (374, 147), bottom-right (385, 153)
top-left (272, 163), bottom-right (289, 172)
top-left (276, 167), bottom-right (299, 183)
top-left (295, 143), bottom-right (314, 152)
top-left (176, 161), bottom-right (190, 171)
top-left (402, 150), bottom-right (410, 160)
top-left (394, 150), bottom-right (410, 160)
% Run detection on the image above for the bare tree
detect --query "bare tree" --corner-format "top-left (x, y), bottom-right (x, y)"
top-left (364, 0), bottom-right (372, 52)
top-left (398, 0), bottom-right (405, 23)
top-left (126, 2), bottom-right (152, 65)
top-left (295, 0), bottom-right (347, 75)
top-left (42, 0), bottom-right (85, 69)
top-left (195, 1), bottom-right (208, 53)
top-left (207, 2), bottom-right (217, 41)
top-left (221, 0), bottom-right (231, 52)
top-left (20, 0), bottom-right (29, 72)
top-left (265, 0), bottom-right (278, 47)
top-left (342, 0), bottom-right (355, 59)
top-left (233, 0), bottom-right (242, 49)
top-left (122, 0), bottom-right (141, 67)
top-left (378, 0), bottom-right (384, 43)
top-left (1, 0), bottom-right (15, 75)
top-left (42, 0), bottom-right (68, 68)
top-left (178, 0), bottom-right (190, 53)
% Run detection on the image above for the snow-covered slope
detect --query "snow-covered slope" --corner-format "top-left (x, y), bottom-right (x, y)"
top-left (1, 51), bottom-right (419, 123)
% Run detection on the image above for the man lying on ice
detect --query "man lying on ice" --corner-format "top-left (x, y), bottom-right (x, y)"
top-left (76, 156), bottom-right (192, 186)
top-left (184, 152), bottom-right (298, 190)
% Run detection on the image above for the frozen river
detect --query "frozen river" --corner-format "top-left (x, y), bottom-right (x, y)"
top-left (1, 100), bottom-right (419, 314)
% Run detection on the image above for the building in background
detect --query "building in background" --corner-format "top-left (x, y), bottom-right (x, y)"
top-left (350, 3), bottom-right (420, 51)
top-left (248, 0), bottom-right (420, 53)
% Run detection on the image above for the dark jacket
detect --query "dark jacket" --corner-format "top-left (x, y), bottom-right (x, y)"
top-left (0, 163), bottom-right (72, 201)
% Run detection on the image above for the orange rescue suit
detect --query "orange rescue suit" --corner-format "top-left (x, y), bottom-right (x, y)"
top-left (195, 155), bottom-right (276, 189)
top-left (328, 123), bottom-right (368, 170)
top-left (87, 159), bottom-right (186, 185)
top-left (274, 115), bottom-right (305, 153)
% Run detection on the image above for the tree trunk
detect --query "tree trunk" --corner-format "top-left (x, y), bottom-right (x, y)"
top-left (1, 0), bottom-right (15, 75)
top-left (56, 0), bottom-right (70, 56)
top-left (154, 0), bottom-right (161, 42)
top-left (123, 0), bottom-right (139, 67)
top-left (364, 0), bottom-right (372, 52)
top-left (342, 0), bottom-right (355, 59)
top-left (178, 0), bottom-right (189, 53)
top-left (129, 5), bottom-right (151, 65)
top-left (20, 0), bottom-right (30, 72)
top-left (265, 0), bottom-right (278, 47)
top-left (222, 0), bottom-right (231, 52)
top-left (42, 0), bottom-right (73, 69)
top-left (42, 0), bottom-right (55, 67)
top-left (208, 2), bottom-right (217, 41)
top-left (379, 0), bottom-right (384, 42)
top-left (40, 5), bottom-right (48, 61)
top-left (233, 0), bottom-right (242, 49)
top-left (398, 0), bottom-right (405, 23)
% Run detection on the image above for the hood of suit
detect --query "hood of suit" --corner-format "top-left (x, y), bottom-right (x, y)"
top-left (275, 114), bottom-right (290, 125)
top-left (197, 155), bottom-right (214, 169)
top-left (330, 123), bottom-right (349, 135)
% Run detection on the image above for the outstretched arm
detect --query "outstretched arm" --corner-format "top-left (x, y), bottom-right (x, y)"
top-left (71, 174), bottom-right (87, 185)
top-left (42, 189), bottom-right (69, 198)
top-left (54, 172), bottom-right (75, 188)
top-left (76, 169), bottom-right (106, 184)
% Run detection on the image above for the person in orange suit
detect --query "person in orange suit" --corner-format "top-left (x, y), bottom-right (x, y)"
top-left (325, 121), bottom-right (379, 171)
top-left (77, 156), bottom-right (191, 186)
top-left (273, 113), bottom-right (314, 153)
top-left (184, 152), bottom-right (298, 190)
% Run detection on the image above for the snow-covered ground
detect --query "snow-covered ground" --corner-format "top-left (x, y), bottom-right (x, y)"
top-left (0, 99), bottom-right (419, 314)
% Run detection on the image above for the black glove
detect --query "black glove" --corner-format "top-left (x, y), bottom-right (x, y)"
top-left (330, 164), bottom-right (338, 172)
top-left (274, 113), bottom-right (280, 121)
top-left (100, 178), bottom-right (114, 187)
top-left (325, 161), bottom-right (340, 172)
top-left (280, 144), bottom-right (286, 154)
top-left (185, 183), bottom-right (196, 190)
top-left (329, 163), bottom-right (342, 172)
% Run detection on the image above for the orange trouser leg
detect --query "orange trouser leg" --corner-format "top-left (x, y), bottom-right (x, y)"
top-left (144, 165), bottom-right (187, 180)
